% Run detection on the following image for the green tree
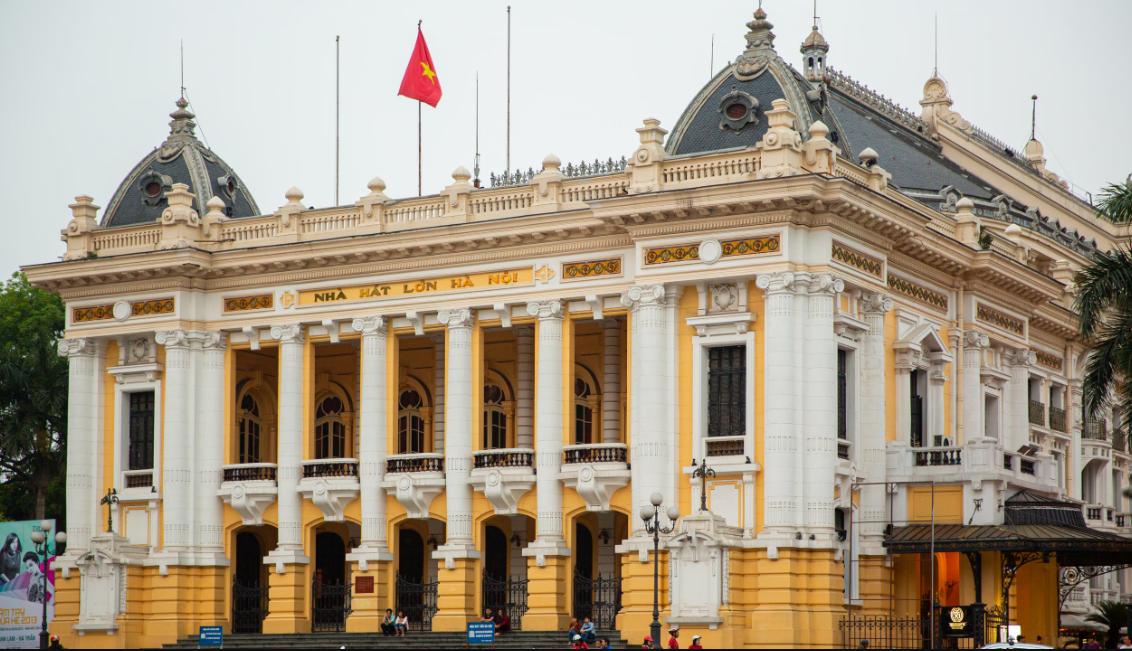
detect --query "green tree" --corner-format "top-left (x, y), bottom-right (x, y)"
top-left (1085, 599), bottom-right (1129, 649)
top-left (1075, 181), bottom-right (1132, 424)
top-left (0, 272), bottom-right (67, 521)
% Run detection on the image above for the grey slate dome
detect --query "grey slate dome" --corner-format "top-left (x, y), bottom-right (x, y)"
top-left (101, 98), bottom-right (260, 227)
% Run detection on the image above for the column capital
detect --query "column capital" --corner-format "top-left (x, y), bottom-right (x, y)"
top-left (894, 347), bottom-right (921, 372)
top-left (437, 307), bottom-right (474, 329)
top-left (860, 291), bottom-right (893, 316)
top-left (351, 316), bottom-right (386, 336)
top-left (525, 299), bottom-right (563, 320)
top-left (1005, 347), bottom-right (1035, 368)
top-left (964, 330), bottom-right (990, 349)
top-left (200, 331), bottom-right (227, 351)
top-left (755, 271), bottom-right (800, 295)
top-left (807, 273), bottom-right (845, 297)
top-left (269, 323), bottom-right (304, 343)
top-left (57, 337), bottom-right (96, 358)
top-left (155, 329), bottom-right (193, 349)
top-left (619, 284), bottom-right (665, 310)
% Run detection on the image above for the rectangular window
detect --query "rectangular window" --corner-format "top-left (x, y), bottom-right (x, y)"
top-left (128, 391), bottom-right (155, 470)
top-left (707, 345), bottom-right (745, 438)
top-left (910, 370), bottom-right (925, 447)
top-left (837, 349), bottom-right (848, 440)
top-left (984, 394), bottom-right (1000, 439)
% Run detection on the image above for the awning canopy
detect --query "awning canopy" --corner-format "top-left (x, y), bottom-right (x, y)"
top-left (884, 490), bottom-right (1132, 565)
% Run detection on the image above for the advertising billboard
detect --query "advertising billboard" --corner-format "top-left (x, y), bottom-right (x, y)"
top-left (0, 520), bottom-right (57, 649)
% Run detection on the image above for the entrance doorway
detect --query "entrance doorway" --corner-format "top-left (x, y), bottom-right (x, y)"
top-left (395, 526), bottom-right (437, 631)
top-left (572, 517), bottom-right (624, 631)
top-left (312, 531), bottom-right (349, 632)
top-left (480, 518), bottom-right (529, 630)
top-left (231, 530), bottom-right (269, 634)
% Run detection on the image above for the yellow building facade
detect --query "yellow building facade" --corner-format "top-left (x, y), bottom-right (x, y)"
top-left (26, 8), bottom-right (1132, 649)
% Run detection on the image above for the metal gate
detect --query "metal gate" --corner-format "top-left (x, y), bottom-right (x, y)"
top-left (311, 580), bottom-right (350, 632)
top-left (482, 575), bottom-right (528, 630)
top-left (572, 571), bottom-right (621, 631)
top-left (396, 574), bottom-right (438, 632)
top-left (231, 580), bottom-right (268, 634)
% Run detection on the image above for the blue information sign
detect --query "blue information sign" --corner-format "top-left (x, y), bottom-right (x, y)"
top-left (199, 625), bottom-right (223, 648)
top-left (467, 621), bottom-right (495, 645)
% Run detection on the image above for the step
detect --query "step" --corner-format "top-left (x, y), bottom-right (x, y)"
top-left (165, 630), bottom-right (628, 649)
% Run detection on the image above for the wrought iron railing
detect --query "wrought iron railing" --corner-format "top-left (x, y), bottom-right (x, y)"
top-left (301, 458), bottom-right (358, 478)
top-left (223, 463), bottom-right (277, 482)
top-left (563, 443), bottom-right (628, 465)
top-left (1113, 429), bottom-right (1128, 453)
top-left (123, 469), bottom-right (153, 488)
top-left (395, 574), bottom-right (438, 632)
top-left (311, 580), bottom-right (351, 632)
top-left (1049, 406), bottom-right (1066, 432)
top-left (231, 581), bottom-right (269, 634)
top-left (1028, 400), bottom-right (1046, 426)
top-left (482, 575), bottom-right (529, 630)
top-left (837, 439), bottom-right (851, 461)
top-left (913, 447), bottom-right (962, 467)
top-left (386, 453), bottom-right (444, 474)
top-left (704, 436), bottom-right (745, 457)
top-left (473, 448), bottom-right (534, 469)
top-left (1083, 419), bottom-right (1108, 441)
top-left (489, 157), bottom-right (628, 188)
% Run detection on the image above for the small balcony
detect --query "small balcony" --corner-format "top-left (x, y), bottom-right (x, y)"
top-left (913, 446), bottom-right (962, 467)
top-left (298, 458), bottom-right (359, 522)
top-left (1085, 503), bottom-right (1104, 524)
top-left (469, 448), bottom-right (535, 515)
top-left (123, 469), bottom-right (154, 489)
top-left (1028, 400), bottom-right (1046, 427)
top-left (560, 443), bottom-right (630, 512)
top-left (1113, 429), bottom-right (1128, 455)
top-left (383, 453), bottom-right (446, 519)
top-left (837, 438), bottom-right (851, 461)
top-left (1048, 406), bottom-right (1067, 433)
top-left (703, 435), bottom-right (745, 458)
top-left (218, 462), bottom-right (278, 525)
top-left (1083, 419), bottom-right (1108, 441)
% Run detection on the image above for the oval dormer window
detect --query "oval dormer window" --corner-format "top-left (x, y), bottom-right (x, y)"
top-left (725, 103), bottom-right (748, 120)
top-left (144, 181), bottom-right (162, 198)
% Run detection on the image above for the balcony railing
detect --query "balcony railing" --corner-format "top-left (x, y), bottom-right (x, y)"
top-left (704, 436), bottom-right (745, 457)
top-left (473, 448), bottom-right (534, 469)
top-left (1083, 419), bottom-right (1108, 441)
top-left (386, 453), bottom-right (444, 474)
top-left (223, 463), bottom-right (277, 482)
top-left (1085, 504), bottom-right (1103, 521)
top-left (913, 447), bottom-right (962, 467)
top-left (563, 443), bottom-right (628, 465)
top-left (1019, 458), bottom-right (1036, 476)
top-left (1049, 406), bottom-right (1066, 432)
top-left (1028, 400), bottom-right (1046, 426)
top-left (1114, 429), bottom-right (1128, 453)
top-left (1116, 513), bottom-right (1129, 528)
top-left (301, 458), bottom-right (359, 479)
top-left (123, 469), bottom-right (153, 489)
top-left (837, 439), bottom-right (851, 461)
top-left (1003, 453), bottom-right (1014, 471)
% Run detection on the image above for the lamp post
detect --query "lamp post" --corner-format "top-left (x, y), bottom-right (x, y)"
top-left (29, 519), bottom-right (66, 650)
top-left (639, 492), bottom-right (678, 648)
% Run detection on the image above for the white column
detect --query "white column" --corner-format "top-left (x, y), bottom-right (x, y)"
top-left (433, 333), bottom-right (445, 454)
top-left (155, 330), bottom-right (193, 551)
top-left (524, 300), bottom-right (570, 557)
top-left (1005, 348), bottom-right (1033, 452)
top-left (621, 285), bottom-right (669, 534)
top-left (349, 317), bottom-right (393, 562)
top-left (894, 354), bottom-right (916, 447)
top-left (435, 308), bottom-right (477, 559)
top-left (962, 332), bottom-right (988, 441)
top-left (663, 286), bottom-right (681, 506)
top-left (791, 277), bottom-right (810, 528)
top-left (601, 319), bottom-right (620, 444)
top-left (755, 273), bottom-right (799, 536)
top-left (859, 293), bottom-right (891, 543)
top-left (266, 324), bottom-right (308, 565)
top-left (1069, 379), bottom-right (1084, 500)
top-left (58, 338), bottom-right (99, 551)
top-left (803, 273), bottom-right (842, 538)
top-left (516, 325), bottom-right (534, 449)
top-left (929, 362), bottom-right (947, 444)
top-left (195, 332), bottom-right (226, 559)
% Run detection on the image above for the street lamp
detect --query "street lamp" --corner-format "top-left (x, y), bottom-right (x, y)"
top-left (29, 519), bottom-right (66, 650)
top-left (639, 492), bottom-right (679, 648)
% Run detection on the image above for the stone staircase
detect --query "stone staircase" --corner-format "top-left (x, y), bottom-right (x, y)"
top-left (164, 630), bottom-right (627, 649)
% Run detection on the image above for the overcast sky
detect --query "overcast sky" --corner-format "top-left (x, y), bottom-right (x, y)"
top-left (2, 0), bottom-right (1130, 275)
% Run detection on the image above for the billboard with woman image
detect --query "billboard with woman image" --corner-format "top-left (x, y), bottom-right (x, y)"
top-left (0, 520), bottom-right (56, 648)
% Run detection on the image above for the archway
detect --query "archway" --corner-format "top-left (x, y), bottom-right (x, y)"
top-left (312, 530), bottom-right (348, 632)
top-left (481, 525), bottom-right (508, 621)
top-left (572, 512), bottom-right (626, 631)
top-left (573, 522), bottom-right (595, 622)
top-left (231, 528), bottom-right (272, 634)
top-left (395, 520), bottom-right (442, 631)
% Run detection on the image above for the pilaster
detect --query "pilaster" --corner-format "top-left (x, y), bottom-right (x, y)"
top-left (154, 329), bottom-right (193, 552)
top-left (430, 557), bottom-right (478, 631)
top-left (859, 293), bottom-right (892, 544)
top-left (262, 562), bottom-right (311, 634)
top-left (1006, 347), bottom-right (1035, 452)
top-left (195, 333), bottom-right (227, 561)
top-left (962, 331), bottom-right (989, 441)
top-left (345, 558), bottom-right (393, 632)
top-left (802, 273), bottom-right (842, 539)
top-left (522, 554), bottom-right (570, 631)
top-left (601, 318), bottom-right (621, 444)
top-left (516, 325), bottom-right (534, 449)
top-left (58, 338), bottom-right (100, 552)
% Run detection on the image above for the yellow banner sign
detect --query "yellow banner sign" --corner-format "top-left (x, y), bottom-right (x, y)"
top-left (299, 268), bottom-right (533, 306)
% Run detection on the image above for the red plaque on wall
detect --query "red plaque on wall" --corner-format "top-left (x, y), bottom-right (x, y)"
top-left (355, 576), bottom-right (374, 594)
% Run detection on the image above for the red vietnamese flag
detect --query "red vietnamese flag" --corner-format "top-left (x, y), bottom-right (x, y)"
top-left (398, 27), bottom-right (442, 107)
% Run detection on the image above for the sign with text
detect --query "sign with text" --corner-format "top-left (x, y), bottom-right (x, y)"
top-left (355, 576), bottom-right (374, 594)
top-left (467, 621), bottom-right (495, 645)
top-left (299, 268), bottom-right (533, 306)
top-left (0, 520), bottom-right (57, 649)
top-left (199, 625), bottom-right (223, 647)
top-left (939, 605), bottom-right (975, 638)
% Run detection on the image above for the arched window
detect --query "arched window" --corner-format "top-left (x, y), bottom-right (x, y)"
top-left (238, 392), bottom-right (262, 464)
top-left (398, 389), bottom-right (427, 453)
top-left (574, 369), bottom-right (600, 444)
top-left (315, 394), bottom-right (348, 458)
top-left (483, 384), bottom-right (508, 449)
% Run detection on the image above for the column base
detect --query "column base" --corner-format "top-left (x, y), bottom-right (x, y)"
top-left (521, 552), bottom-right (570, 631)
top-left (344, 548), bottom-right (394, 633)
top-left (262, 562), bottom-right (311, 634)
top-left (431, 556), bottom-right (479, 631)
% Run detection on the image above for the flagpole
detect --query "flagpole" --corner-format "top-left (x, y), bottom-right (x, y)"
top-left (506, 5), bottom-right (511, 173)
top-left (335, 34), bottom-right (340, 205)
top-left (418, 19), bottom-right (423, 197)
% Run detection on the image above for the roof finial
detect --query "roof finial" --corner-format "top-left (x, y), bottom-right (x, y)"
top-left (813, 0), bottom-right (818, 29)
top-left (933, 14), bottom-right (939, 76)
top-left (736, 3), bottom-right (776, 80)
top-left (1030, 94), bottom-right (1038, 140)
top-left (179, 38), bottom-right (185, 100)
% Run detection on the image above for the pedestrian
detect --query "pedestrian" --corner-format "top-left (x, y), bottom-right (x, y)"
top-left (1118, 634), bottom-right (1132, 650)
top-left (667, 625), bottom-right (680, 649)
top-left (573, 633), bottom-right (590, 649)
top-left (380, 608), bottom-right (396, 636)
top-left (688, 634), bottom-right (703, 649)
top-left (641, 634), bottom-right (655, 649)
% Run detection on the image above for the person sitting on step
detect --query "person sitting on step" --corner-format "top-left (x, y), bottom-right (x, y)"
top-left (380, 608), bottom-right (396, 636)
top-left (495, 607), bottom-right (511, 634)
top-left (394, 610), bottom-right (409, 636)
top-left (580, 616), bottom-right (597, 643)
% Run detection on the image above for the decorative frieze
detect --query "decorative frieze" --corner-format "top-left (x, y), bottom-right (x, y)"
top-left (832, 242), bottom-right (883, 279)
top-left (1035, 350), bottom-right (1063, 372)
top-left (886, 274), bottom-right (948, 312)
top-left (73, 297), bottom-right (175, 323)
top-left (644, 235), bottom-right (779, 266)
top-left (72, 304), bottom-right (114, 323)
top-left (976, 303), bottom-right (1024, 335)
top-left (562, 257), bottom-right (622, 280)
top-left (131, 297), bottom-right (175, 317)
top-left (223, 293), bottom-right (274, 313)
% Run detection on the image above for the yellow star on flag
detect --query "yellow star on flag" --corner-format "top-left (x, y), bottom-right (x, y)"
top-left (420, 61), bottom-right (437, 84)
